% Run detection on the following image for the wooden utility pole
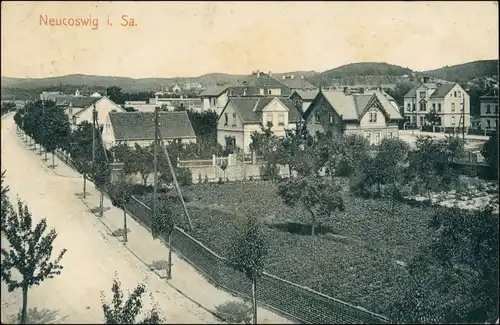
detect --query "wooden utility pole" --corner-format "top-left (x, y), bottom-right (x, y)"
top-left (92, 105), bottom-right (97, 165)
top-left (153, 107), bottom-right (159, 231)
top-left (461, 96), bottom-right (466, 143)
top-left (157, 127), bottom-right (194, 231)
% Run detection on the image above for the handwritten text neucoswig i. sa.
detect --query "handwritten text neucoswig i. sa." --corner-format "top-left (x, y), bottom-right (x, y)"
top-left (39, 14), bottom-right (137, 30)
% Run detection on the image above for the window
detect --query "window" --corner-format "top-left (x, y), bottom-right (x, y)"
top-left (369, 112), bottom-right (377, 122)
top-left (438, 103), bottom-right (442, 112)
top-left (72, 116), bottom-right (76, 124)
top-left (224, 113), bottom-right (228, 126)
top-left (412, 103), bottom-right (416, 111)
top-left (458, 91), bottom-right (461, 98)
top-left (487, 119), bottom-right (491, 128)
top-left (432, 103), bottom-right (436, 110)
top-left (266, 113), bottom-right (273, 126)
top-left (454, 91), bottom-right (457, 97)
top-left (259, 88), bottom-right (264, 96)
top-left (495, 105), bottom-right (498, 114)
top-left (451, 116), bottom-right (456, 125)
top-left (460, 103), bottom-right (464, 111)
top-left (365, 132), bottom-right (372, 143)
top-left (232, 113), bottom-right (237, 127)
top-left (407, 103), bottom-right (410, 111)
top-left (268, 89), bottom-right (272, 95)
top-left (451, 103), bottom-right (455, 111)
top-left (486, 104), bottom-right (491, 114)
top-left (278, 113), bottom-right (285, 126)
top-left (243, 89), bottom-right (247, 96)
top-left (420, 116), bottom-right (424, 126)
top-left (387, 132), bottom-right (393, 138)
top-left (375, 133), bottom-right (381, 145)
top-left (315, 113), bottom-right (320, 123)
top-left (328, 113), bottom-right (334, 124)
top-left (420, 102), bottom-right (426, 111)
top-left (419, 91), bottom-right (426, 98)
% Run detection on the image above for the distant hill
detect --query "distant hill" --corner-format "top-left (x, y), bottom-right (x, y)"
top-left (307, 62), bottom-right (414, 86)
top-left (0, 70), bottom-right (319, 95)
top-left (423, 60), bottom-right (499, 83)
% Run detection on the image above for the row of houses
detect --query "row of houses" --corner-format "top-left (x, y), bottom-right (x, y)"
top-left (36, 71), bottom-right (497, 161)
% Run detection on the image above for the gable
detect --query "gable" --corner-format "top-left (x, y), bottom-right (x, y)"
top-left (217, 100), bottom-right (246, 127)
top-left (261, 98), bottom-right (288, 112)
top-left (358, 95), bottom-right (391, 122)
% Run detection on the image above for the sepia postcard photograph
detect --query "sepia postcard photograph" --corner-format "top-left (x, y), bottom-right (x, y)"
top-left (1, 1), bottom-right (499, 324)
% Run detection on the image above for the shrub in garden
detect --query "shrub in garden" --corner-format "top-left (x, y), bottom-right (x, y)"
top-left (215, 301), bottom-right (252, 324)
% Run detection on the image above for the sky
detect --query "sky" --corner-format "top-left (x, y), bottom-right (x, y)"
top-left (1, 1), bottom-right (498, 79)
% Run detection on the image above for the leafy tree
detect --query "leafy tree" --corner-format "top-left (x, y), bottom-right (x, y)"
top-left (70, 121), bottom-right (94, 198)
top-left (1, 170), bottom-right (10, 221)
top-left (230, 216), bottom-right (269, 324)
top-left (481, 134), bottom-right (498, 180)
top-left (424, 109), bottom-right (441, 129)
top-left (277, 176), bottom-right (345, 236)
top-left (409, 135), bottom-right (463, 199)
top-left (0, 198), bottom-right (67, 324)
top-left (151, 200), bottom-right (177, 279)
top-left (391, 205), bottom-right (499, 324)
top-left (101, 276), bottom-right (163, 324)
top-left (132, 143), bottom-right (154, 186)
top-left (111, 144), bottom-right (139, 176)
top-left (276, 129), bottom-right (316, 177)
top-left (109, 180), bottom-right (133, 243)
top-left (215, 301), bottom-right (252, 324)
top-left (40, 107), bottom-right (71, 167)
top-left (106, 86), bottom-right (127, 105)
top-left (1, 101), bottom-right (16, 115)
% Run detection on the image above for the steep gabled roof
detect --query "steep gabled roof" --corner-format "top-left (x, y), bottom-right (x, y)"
top-left (223, 97), bottom-right (302, 124)
top-left (200, 86), bottom-right (229, 97)
top-left (306, 90), bottom-right (403, 122)
top-left (239, 72), bottom-right (290, 89)
top-left (109, 111), bottom-right (196, 141)
top-left (429, 83), bottom-right (457, 98)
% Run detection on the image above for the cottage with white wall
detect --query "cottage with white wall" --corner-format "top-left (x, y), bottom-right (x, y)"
top-left (61, 96), bottom-right (125, 128)
top-left (217, 97), bottom-right (303, 153)
top-left (304, 88), bottom-right (403, 145)
top-left (102, 111), bottom-right (197, 149)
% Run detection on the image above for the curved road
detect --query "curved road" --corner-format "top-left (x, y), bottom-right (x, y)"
top-left (1, 113), bottom-right (217, 323)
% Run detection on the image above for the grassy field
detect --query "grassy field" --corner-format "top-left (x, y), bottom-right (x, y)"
top-left (138, 181), bottom-right (444, 316)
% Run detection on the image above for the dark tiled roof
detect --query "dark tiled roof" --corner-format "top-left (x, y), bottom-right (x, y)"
top-left (239, 72), bottom-right (289, 89)
top-left (291, 90), bottom-right (319, 101)
top-left (200, 86), bottom-right (229, 97)
top-left (281, 77), bottom-right (316, 90)
top-left (227, 97), bottom-right (302, 124)
top-left (60, 96), bottom-right (101, 109)
top-left (55, 95), bottom-right (74, 106)
top-left (430, 83), bottom-right (457, 98)
top-left (109, 111), bottom-right (196, 141)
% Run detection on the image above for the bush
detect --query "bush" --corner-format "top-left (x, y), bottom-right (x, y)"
top-left (215, 301), bottom-right (252, 324)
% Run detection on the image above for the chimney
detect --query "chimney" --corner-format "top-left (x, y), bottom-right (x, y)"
top-left (301, 75), bottom-right (304, 79)
top-left (268, 71), bottom-right (272, 77)
top-left (282, 75), bottom-right (286, 80)
top-left (257, 70), bottom-right (261, 78)
top-left (291, 75), bottom-right (294, 79)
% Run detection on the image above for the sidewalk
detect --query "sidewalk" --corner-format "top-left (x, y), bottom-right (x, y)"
top-left (20, 131), bottom-right (292, 324)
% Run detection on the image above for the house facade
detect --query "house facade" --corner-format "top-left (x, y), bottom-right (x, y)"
top-left (403, 77), bottom-right (471, 131)
top-left (199, 86), bottom-right (230, 114)
top-left (217, 97), bottom-right (303, 153)
top-left (228, 70), bottom-right (292, 98)
top-left (102, 111), bottom-right (197, 149)
top-left (61, 96), bottom-right (125, 128)
top-left (289, 90), bottom-right (319, 114)
top-left (479, 90), bottom-right (499, 131)
top-left (304, 89), bottom-right (403, 145)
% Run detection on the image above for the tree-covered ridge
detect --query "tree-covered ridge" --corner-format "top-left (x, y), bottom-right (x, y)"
top-left (423, 60), bottom-right (499, 83)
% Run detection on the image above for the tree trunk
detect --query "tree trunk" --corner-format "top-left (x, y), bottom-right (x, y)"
top-left (21, 285), bottom-right (28, 324)
top-left (52, 151), bottom-right (55, 167)
top-left (307, 206), bottom-right (316, 236)
top-left (123, 210), bottom-right (128, 242)
top-left (44, 150), bottom-right (47, 161)
top-left (100, 189), bottom-right (104, 217)
top-left (83, 174), bottom-right (87, 199)
top-left (252, 277), bottom-right (257, 324)
top-left (39, 144), bottom-right (42, 155)
top-left (142, 175), bottom-right (148, 187)
top-left (167, 234), bottom-right (172, 279)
